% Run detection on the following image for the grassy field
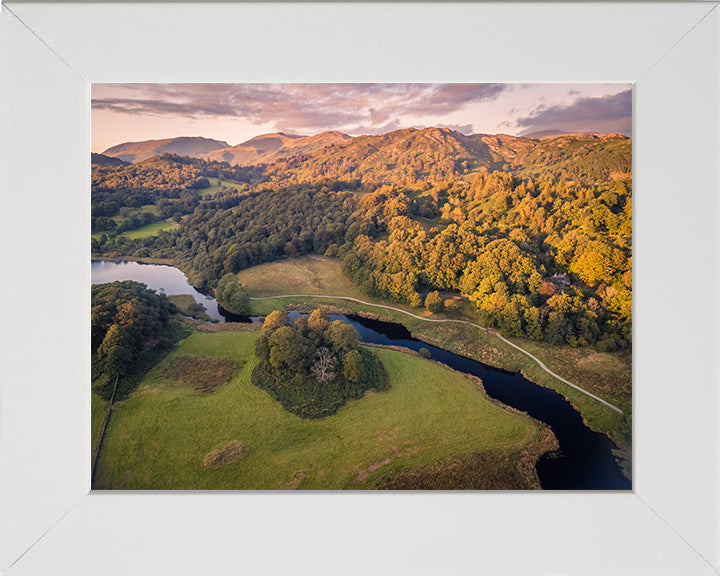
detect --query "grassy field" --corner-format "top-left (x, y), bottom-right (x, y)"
top-left (167, 294), bottom-right (213, 322)
top-left (121, 220), bottom-right (176, 239)
top-left (91, 391), bottom-right (108, 459)
top-left (92, 219), bottom-right (176, 241)
top-left (234, 257), bottom-right (632, 456)
top-left (411, 321), bottom-right (632, 455)
top-left (93, 330), bottom-right (545, 490)
top-left (237, 256), bottom-right (369, 301)
top-left (200, 178), bottom-right (245, 198)
top-left (124, 204), bottom-right (158, 217)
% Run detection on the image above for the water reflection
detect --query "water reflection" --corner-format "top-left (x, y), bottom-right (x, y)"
top-left (91, 260), bottom-right (224, 322)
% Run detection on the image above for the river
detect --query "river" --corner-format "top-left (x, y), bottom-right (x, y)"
top-left (92, 259), bottom-right (631, 490)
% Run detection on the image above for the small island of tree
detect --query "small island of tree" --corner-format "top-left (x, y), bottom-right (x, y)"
top-left (215, 273), bottom-right (250, 315)
top-left (251, 309), bottom-right (388, 418)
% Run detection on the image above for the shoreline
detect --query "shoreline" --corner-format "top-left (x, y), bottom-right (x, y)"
top-left (270, 300), bottom-right (630, 480)
top-left (364, 341), bottom-right (559, 489)
top-left (92, 254), bottom-right (176, 267)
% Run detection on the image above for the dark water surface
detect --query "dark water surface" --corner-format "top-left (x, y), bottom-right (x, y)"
top-left (92, 260), bottom-right (631, 490)
top-left (337, 313), bottom-right (631, 490)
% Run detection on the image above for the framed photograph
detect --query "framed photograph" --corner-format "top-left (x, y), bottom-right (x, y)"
top-left (88, 80), bottom-right (633, 494)
top-left (1, 2), bottom-right (718, 574)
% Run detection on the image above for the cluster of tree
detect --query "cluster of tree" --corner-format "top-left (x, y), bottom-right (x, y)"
top-left (256, 129), bottom-right (630, 189)
top-left (510, 135), bottom-right (632, 183)
top-left (251, 309), bottom-right (388, 418)
top-left (91, 281), bottom-right (178, 383)
top-left (92, 157), bottom-right (205, 218)
top-left (215, 273), bottom-right (250, 315)
top-left (340, 173), bottom-right (632, 350)
top-left (91, 129), bottom-right (632, 351)
top-left (93, 182), bottom-right (364, 287)
top-left (91, 211), bottom-right (157, 235)
top-left (91, 154), bottom-right (258, 224)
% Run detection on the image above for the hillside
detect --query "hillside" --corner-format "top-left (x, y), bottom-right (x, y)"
top-left (261, 127), bottom-right (631, 185)
top-left (91, 152), bottom-right (128, 166)
top-left (99, 128), bottom-right (631, 184)
top-left (102, 136), bottom-right (230, 163)
top-left (92, 126), bottom-right (632, 353)
top-left (202, 131), bottom-right (352, 166)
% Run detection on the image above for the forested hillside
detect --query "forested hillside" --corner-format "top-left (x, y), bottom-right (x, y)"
top-left (102, 136), bottom-right (229, 163)
top-left (92, 127), bottom-right (632, 351)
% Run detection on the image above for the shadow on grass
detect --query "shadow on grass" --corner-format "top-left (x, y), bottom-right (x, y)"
top-left (94, 319), bottom-right (192, 401)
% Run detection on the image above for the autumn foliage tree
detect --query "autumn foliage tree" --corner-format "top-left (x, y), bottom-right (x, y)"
top-left (425, 291), bottom-right (444, 314)
top-left (92, 130), bottom-right (631, 351)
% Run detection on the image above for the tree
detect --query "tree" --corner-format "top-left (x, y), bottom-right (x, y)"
top-left (91, 280), bottom-right (176, 383)
top-left (311, 347), bottom-right (337, 382)
top-left (425, 291), bottom-right (444, 314)
top-left (293, 315), bottom-right (309, 333)
top-left (96, 324), bottom-right (134, 377)
top-left (326, 320), bottom-right (360, 354)
top-left (523, 306), bottom-right (544, 341)
top-left (268, 326), bottom-right (309, 371)
top-left (307, 308), bottom-right (331, 336)
top-left (250, 308), bottom-right (388, 419)
top-left (262, 310), bottom-right (290, 335)
top-left (343, 349), bottom-right (366, 383)
top-left (254, 333), bottom-right (270, 362)
top-left (499, 300), bottom-right (523, 337)
top-left (216, 273), bottom-right (250, 315)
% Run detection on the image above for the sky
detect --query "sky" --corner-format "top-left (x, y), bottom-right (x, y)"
top-left (91, 83), bottom-right (632, 153)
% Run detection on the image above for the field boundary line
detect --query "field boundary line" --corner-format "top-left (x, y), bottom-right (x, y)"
top-left (250, 294), bottom-right (624, 414)
top-left (92, 374), bottom-right (119, 482)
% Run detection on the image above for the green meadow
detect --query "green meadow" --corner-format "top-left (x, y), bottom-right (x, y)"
top-left (92, 330), bottom-right (542, 490)
top-left (200, 178), bottom-right (246, 198)
top-left (92, 219), bottom-right (175, 241)
top-left (235, 256), bottom-right (631, 457)
top-left (120, 220), bottom-right (176, 239)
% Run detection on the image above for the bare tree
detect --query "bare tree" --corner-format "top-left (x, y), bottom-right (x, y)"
top-left (311, 347), bottom-right (337, 383)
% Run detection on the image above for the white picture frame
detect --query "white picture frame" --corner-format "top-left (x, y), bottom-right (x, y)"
top-left (1, 2), bottom-right (718, 574)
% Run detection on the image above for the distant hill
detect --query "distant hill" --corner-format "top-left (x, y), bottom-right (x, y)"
top-left (102, 137), bottom-right (230, 163)
top-left (92, 125), bottom-right (632, 357)
top-left (91, 152), bottom-right (128, 166)
top-left (99, 128), bottom-right (630, 184)
top-left (259, 127), bottom-right (631, 185)
top-left (203, 131), bottom-right (352, 166)
top-left (520, 129), bottom-right (569, 139)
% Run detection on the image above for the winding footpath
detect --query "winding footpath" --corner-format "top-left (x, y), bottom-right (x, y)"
top-left (250, 294), bottom-right (624, 414)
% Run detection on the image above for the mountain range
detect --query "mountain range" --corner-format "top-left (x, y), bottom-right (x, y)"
top-left (102, 136), bottom-right (230, 163)
top-left (99, 128), bottom-right (630, 183)
top-left (202, 131), bottom-right (352, 166)
top-left (101, 132), bottom-right (352, 166)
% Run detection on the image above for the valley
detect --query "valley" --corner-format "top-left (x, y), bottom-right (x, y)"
top-left (91, 123), bottom-right (632, 489)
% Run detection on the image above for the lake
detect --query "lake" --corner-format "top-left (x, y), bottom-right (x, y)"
top-left (92, 260), bottom-right (225, 322)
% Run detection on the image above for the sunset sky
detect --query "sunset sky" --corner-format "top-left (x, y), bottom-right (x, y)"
top-left (91, 83), bottom-right (632, 153)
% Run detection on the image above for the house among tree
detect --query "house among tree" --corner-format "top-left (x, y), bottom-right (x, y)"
top-left (550, 273), bottom-right (571, 286)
